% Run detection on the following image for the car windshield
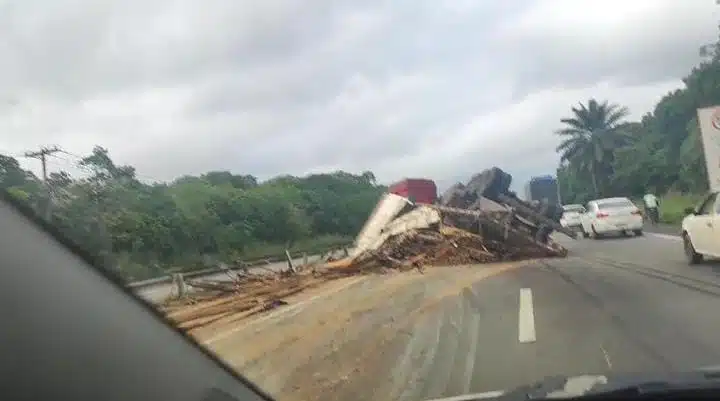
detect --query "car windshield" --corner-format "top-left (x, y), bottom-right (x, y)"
top-left (4, 2), bottom-right (720, 401)
top-left (563, 205), bottom-right (585, 213)
top-left (597, 200), bottom-right (634, 209)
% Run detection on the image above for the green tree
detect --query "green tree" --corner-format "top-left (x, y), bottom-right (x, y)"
top-left (556, 30), bottom-right (720, 203)
top-left (0, 154), bottom-right (30, 188)
top-left (0, 154), bottom-right (44, 208)
top-left (555, 99), bottom-right (630, 197)
top-left (0, 149), bottom-right (385, 281)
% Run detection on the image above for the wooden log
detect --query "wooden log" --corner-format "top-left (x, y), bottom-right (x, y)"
top-left (430, 204), bottom-right (509, 218)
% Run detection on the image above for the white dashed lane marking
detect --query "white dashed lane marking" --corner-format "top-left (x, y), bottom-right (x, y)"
top-left (518, 288), bottom-right (536, 344)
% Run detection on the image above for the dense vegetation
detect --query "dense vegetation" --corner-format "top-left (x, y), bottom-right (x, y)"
top-left (556, 34), bottom-right (720, 222)
top-left (0, 148), bottom-right (385, 280)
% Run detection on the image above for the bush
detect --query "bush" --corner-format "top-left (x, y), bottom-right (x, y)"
top-left (658, 193), bottom-right (704, 225)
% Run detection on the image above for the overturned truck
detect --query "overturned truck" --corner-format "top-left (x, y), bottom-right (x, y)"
top-left (439, 167), bottom-right (575, 243)
top-left (349, 167), bottom-right (575, 270)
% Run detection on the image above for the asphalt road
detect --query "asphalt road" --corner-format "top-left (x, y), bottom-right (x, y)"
top-left (394, 225), bottom-right (720, 401)
top-left (186, 222), bottom-right (720, 401)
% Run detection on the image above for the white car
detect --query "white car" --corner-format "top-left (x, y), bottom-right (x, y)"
top-left (560, 204), bottom-right (586, 231)
top-left (681, 191), bottom-right (720, 264)
top-left (580, 197), bottom-right (644, 238)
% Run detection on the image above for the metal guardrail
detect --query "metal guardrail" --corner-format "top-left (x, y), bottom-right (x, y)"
top-left (127, 256), bottom-right (284, 289)
top-left (126, 243), bottom-right (353, 290)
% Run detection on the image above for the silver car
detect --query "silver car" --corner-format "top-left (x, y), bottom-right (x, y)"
top-left (560, 204), bottom-right (586, 232)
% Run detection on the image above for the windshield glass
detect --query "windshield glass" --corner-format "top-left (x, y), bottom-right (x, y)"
top-left (597, 200), bottom-right (634, 209)
top-left (4, 2), bottom-right (720, 401)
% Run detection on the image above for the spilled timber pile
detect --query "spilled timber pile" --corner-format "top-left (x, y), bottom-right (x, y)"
top-left (160, 167), bottom-right (572, 332)
top-left (344, 205), bottom-right (567, 273)
top-left (161, 269), bottom-right (358, 332)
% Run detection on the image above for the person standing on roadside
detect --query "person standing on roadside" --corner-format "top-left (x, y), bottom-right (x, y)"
top-left (643, 193), bottom-right (660, 225)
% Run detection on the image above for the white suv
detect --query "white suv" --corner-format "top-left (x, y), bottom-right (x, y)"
top-left (681, 191), bottom-right (720, 264)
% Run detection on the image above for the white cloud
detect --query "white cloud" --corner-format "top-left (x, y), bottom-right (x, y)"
top-left (0, 0), bottom-right (717, 190)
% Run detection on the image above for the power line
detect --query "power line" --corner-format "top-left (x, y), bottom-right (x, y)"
top-left (48, 153), bottom-right (92, 172)
top-left (11, 145), bottom-right (158, 184)
top-left (56, 149), bottom-right (159, 183)
top-left (59, 149), bottom-right (84, 160)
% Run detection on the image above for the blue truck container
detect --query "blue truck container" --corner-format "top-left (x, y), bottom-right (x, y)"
top-left (524, 175), bottom-right (561, 205)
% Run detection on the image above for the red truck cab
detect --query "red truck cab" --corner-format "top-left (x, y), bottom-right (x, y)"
top-left (388, 178), bottom-right (438, 204)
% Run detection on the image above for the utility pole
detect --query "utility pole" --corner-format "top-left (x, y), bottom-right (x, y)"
top-left (24, 145), bottom-right (61, 182)
top-left (24, 145), bottom-right (61, 219)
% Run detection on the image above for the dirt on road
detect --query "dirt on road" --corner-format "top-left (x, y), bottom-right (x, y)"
top-left (190, 262), bottom-right (523, 401)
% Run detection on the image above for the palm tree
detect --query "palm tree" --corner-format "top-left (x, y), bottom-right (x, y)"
top-left (555, 99), bottom-right (631, 197)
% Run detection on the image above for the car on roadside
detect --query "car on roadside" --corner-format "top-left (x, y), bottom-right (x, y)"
top-left (580, 197), bottom-right (643, 239)
top-left (560, 204), bottom-right (586, 232)
top-left (681, 191), bottom-right (720, 265)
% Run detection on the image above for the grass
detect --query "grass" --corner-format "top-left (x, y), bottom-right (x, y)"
top-left (632, 193), bottom-right (704, 225)
top-left (657, 193), bottom-right (704, 225)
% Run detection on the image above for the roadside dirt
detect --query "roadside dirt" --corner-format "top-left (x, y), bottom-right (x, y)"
top-left (191, 262), bottom-right (523, 401)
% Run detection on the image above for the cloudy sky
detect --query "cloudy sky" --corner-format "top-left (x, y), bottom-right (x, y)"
top-left (1, 0), bottom-right (718, 190)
